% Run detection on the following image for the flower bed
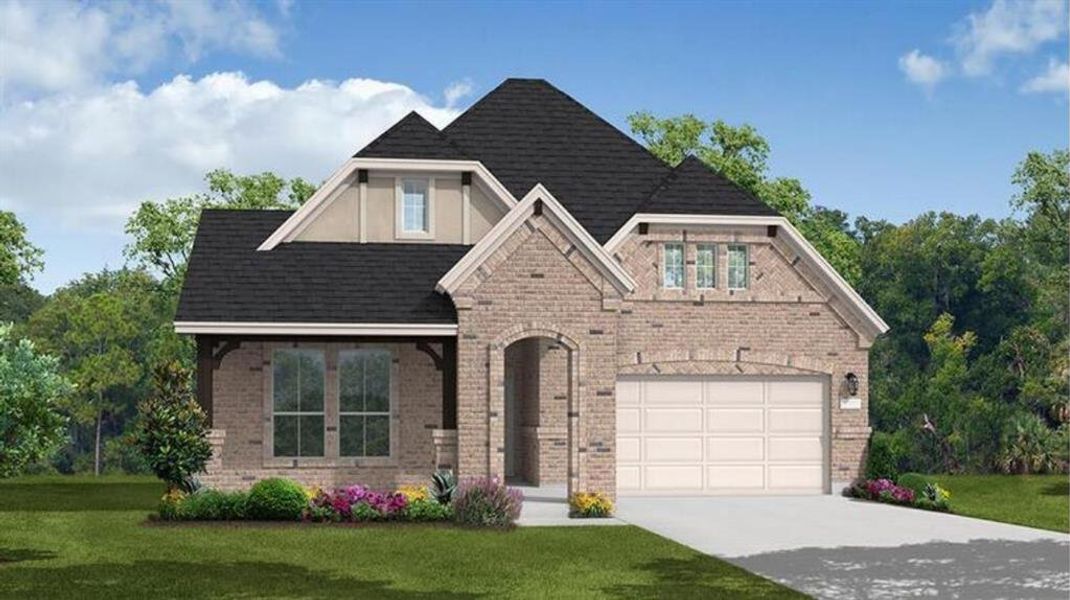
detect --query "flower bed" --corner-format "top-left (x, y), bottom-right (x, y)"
top-left (156, 471), bottom-right (523, 527)
top-left (844, 475), bottom-right (951, 512)
top-left (569, 492), bottom-right (614, 518)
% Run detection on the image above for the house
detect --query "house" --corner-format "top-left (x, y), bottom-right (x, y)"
top-left (175, 79), bottom-right (888, 498)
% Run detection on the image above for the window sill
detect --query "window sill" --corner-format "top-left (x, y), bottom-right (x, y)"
top-left (264, 457), bottom-right (398, 469)
top-left (396, 230), bottom-right (434, 240)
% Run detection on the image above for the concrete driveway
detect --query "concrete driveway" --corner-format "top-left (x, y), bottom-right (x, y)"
top-left (616, 495), bottom-right (1070, 599)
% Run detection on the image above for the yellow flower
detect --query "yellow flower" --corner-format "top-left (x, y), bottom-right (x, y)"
top-left (304, 485), bottom-right (322, 500)
top-left (397, 485), bottom-right (429, 502)
top-left (569, 492), bottom-right (613, 517)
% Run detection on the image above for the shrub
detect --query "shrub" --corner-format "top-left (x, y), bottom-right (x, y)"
top-left (896, 473), bottom-right (931, 497)
top-left (352, 502), bottom-right (381, 522)
top-left (246, 478), bottom-right (307, 521)
top-left (158, 489), bottom-right (185, 521)
top-left (865, 432), bottom-right (901, 481)
top-left (569, 492), bottom-right (614, 518)
top-left (916, 482), bottom-right (951, 512)
top-left (404, 498), bottom-right (452, 522)
top-left (179, 489), bottom-right (248, 520)
top-left (131, 363), bottom-right (212, 492)
top-left (452, 477), bottom-right (523, 527)
top-left (998, 413), bottom-right (1062, 474)
top-left (430, 469), bottom-right (457, 505)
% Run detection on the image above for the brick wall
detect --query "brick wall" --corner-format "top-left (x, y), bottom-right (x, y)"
top-left (203, 341), bottom-right (444, 491)
top-left (613, 225), bottom-right (873, 484)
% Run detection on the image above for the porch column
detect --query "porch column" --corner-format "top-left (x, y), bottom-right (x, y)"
top-left (195, 335), bottom-right (214, 426)
top-left (442, 337), bottom-right (457, 429)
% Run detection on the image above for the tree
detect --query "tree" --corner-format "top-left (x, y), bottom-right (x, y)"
top-left (124, 169), bottom-right (316, 282)
top-left (64, 291), bottom-right (143, 476)
top-left (0, 211), bottom-right (43, 286)
top-left (0, 283), bottom-right (45, 323)
top-left (22, 269), bottom-right (162, 474)
top-left (628, 112), bottom-right (862, 283)
top-left (131, 362), bottom-right (212, 491)
top-left (0, 325), bottom-right (72, 477)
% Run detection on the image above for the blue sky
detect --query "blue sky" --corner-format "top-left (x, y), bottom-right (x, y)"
top-left (0, 0), bottom-right (1066, 292)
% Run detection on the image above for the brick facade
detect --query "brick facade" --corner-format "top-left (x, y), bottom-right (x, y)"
top-left (203, 219), bottom-right (873, 494)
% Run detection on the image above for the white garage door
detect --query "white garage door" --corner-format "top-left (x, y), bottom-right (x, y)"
top-left (616, 377), bottom-right (827, 495)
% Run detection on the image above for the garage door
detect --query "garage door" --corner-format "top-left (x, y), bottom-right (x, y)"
top-left (616, 377), bottom-right (827, 495)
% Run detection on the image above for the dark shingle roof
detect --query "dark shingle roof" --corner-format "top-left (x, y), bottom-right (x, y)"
top-left (354, 111), bottom-right (468, 160)
top-left (640, 156), bottom-right (778, 216)
top-left (442, 79), bottom-right (672, 242)
top-left (176, 210), bottom-right (465, 324)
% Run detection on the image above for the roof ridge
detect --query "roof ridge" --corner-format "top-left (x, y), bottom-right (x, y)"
top-left (354, 110), bottom-right (469, 159)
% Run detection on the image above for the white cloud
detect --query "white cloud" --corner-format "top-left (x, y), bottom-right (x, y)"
top-left (0, 0), bottom-right (284, 95)
top-left (953, 0), bottom-right (1068, 77)
top-left (444, 78), bottom-right (475, 107)
top-left (1021, 58), bottom-right (1070, 94)
top-left (0, 73), bottom-right (461, 226)
top-left (898, 50), bottom-right (950, 90)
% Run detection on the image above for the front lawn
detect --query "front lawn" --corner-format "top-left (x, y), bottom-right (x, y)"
top-left (0, 476), bottom-right (802, 599)
top-left (929, 474), bottom-right (1069, 533)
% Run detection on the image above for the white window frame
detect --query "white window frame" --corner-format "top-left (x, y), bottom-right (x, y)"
top-left (337, 349), bottom-right (394, 459)
top-left (395, 176), bottom-right (435, 239)
top-left (270, 348), bottom-right (326, 459)
top-left (662, 242), bottom-right (685, 289)
top-left (728, 244), bottom-right (749, 290)
top-left (696, 243), bottom-right (717, 290)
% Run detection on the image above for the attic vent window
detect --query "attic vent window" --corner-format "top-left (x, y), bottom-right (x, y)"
top-left (396, 177), bottom-right (435, 239)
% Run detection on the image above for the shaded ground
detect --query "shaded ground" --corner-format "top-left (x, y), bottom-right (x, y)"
top-left (0, 476), bottom-right (801, 599)
top-left (930, 474), bottom-right (1070, 533)
top-left (734, 538), bottom-right (1069, 599)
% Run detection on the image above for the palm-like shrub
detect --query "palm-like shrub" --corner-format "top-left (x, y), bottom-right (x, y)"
top-left (430, 469), bottom-right (457, 505)
top-left (998, 413), bottom-right (1061, 474)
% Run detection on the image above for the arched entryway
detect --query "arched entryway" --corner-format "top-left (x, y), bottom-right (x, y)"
top-left (489, 325), bottom-right (581, 498)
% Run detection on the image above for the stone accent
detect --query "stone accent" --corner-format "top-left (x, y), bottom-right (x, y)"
top-left (431, 429), bottom-right (458, 471)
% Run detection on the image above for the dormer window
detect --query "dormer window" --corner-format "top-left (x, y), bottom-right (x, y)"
top-left (396, 177), bottom-right (435, 239)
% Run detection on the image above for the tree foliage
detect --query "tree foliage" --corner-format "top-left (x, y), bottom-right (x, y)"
top-left (124, 169), bottom-right (316, 282)
top-left (628, 111), bottom-right (861, 283)
top-left (0, 211), bottom-right (43, 287)
top-left (0, 325), bottom-right (72, 477)
top-left (130, 362), bottom-right (212, 491)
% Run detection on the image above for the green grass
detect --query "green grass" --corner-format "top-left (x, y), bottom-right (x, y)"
top-left (0, 476), bottom-right (802, 599)
top-left (928, 474), bottom-right (1069, 533)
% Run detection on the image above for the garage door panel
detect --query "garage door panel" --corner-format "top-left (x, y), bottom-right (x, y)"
top-left (768, 465), bottom-right (823, 490)
top-left (769, 380), bottom-right (824, 405)
top-left (706, 381), bottom-right (763, 405)
top-left (708, 436), bottom-right (764, 461)
top-left (768, 437), bottom-right (822, 461)
top-left (645, 465), bottom-right (703, 490)
top-left (707, 408), bottom-right (763, 433)
top-left (645, 437), bottom-right (703, 462)
top-left (644, 380), bottom-right (702, 404)
top-left (617, 466), bottom-right (641, 490)
top-left (617, 408), bottom-right (641, 433)
top-left (768, 408), bottom-right (822, 433)
top-left (618, 377), bottom-right (826, 496)
top-left (707, 465), bottom-right (764, 489)
top-left (618, 437), bottom-right (641, 462)
top-left (645, 408), bottom-right (703, 432)
top-left (617, 380), bottom-right (641, 406)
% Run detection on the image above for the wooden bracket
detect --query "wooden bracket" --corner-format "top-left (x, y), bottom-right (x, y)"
top-left (212, 339), bottom-right (242, 369)
top-left (416, 341), bottom-right (444, 371)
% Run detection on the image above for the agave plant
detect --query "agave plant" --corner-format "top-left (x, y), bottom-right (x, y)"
top-left (430, 469), bottom-right (457, 505)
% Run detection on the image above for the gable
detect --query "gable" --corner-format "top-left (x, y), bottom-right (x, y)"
top-left (437, 184), bottom-right (636, 298)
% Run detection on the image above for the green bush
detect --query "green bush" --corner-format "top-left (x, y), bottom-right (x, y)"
top-left (131, 363), bottom-right (212, 491)
top-left (865, 431), bottom-right (901, 481)
top-left (352, 502), bottom-right (381, 522)
top-left (896, 473), bottom-right (932, 497)
top-left (246, 478), bottom-right (307, 521)
top-left (404, 498), bottom-right (452, 522)
top-left (179, 489), bottom-right (248, 520)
